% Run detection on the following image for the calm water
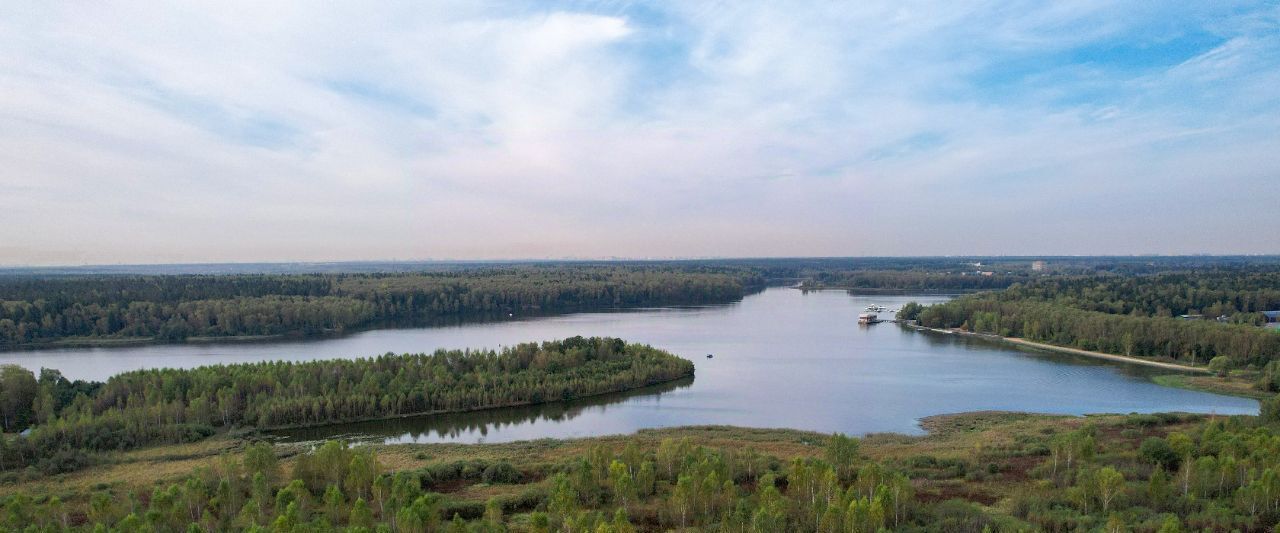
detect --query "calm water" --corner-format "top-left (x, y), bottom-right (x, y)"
top-left (1, 289), bottom-right (1257, 443)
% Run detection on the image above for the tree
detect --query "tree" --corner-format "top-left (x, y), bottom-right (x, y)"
top-left (1262, 393), bottom-right (1280, 424)
top-left (609, 460), bottom-right (635, 510)
top-left (1167, 432), bottom-right (1195, 497)
top-left (243, 443), bottom-right (280, 484)
top-left (636, 462), bottom-right (656, 497)
top-left (0, 365), bottom-right (36, 432)
top-left (1207, 356), bottom-right (1232, 377)
top-left (610, 507), bottom-right (635, 533)
top-left (1139, 437), bottom-right (1180, 471)
top-left (1094, 466), bottom-right (1125, 513)
top-left (345, 451), bottom-right (378, 500)
top-left (825, 433), bottom-right (859, 481)
top-left (1156, 515), bottom-right (1182, 533)
top-left (349, 498), bottom-right (373, 529)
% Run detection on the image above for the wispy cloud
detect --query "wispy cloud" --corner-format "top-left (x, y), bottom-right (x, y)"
top-left (1, 1), bottom-right (1277, 264)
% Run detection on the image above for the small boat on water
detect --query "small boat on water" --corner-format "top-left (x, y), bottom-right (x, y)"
top-left (865, 304), bottom-right (887, 312)
top-left (858, 312), bottom-right (881, 324)
top-left (706, 354), bottom-right (714, 358)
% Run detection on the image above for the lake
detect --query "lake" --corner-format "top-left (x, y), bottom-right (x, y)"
top-left (0, 288), bottom-right (1257, 443)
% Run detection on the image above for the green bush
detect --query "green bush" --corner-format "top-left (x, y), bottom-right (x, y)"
top-left (1138, 438), bottom-right (1180, 471)
top-left (481, 462), bottom-right (522, 484)
top-left (1262, 394), bottom-right (1280, 424)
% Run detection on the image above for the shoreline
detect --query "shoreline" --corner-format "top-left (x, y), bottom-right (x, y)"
top-left (261, 374), bottom-right (695, 434)
top-left (0, 298), bottom-right (755, 354)
top-left (903, 323), bottom-right (1210, 374)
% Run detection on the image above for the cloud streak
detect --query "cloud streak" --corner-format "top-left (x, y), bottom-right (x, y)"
top-left (1, 1), bottom-right (1278, 264)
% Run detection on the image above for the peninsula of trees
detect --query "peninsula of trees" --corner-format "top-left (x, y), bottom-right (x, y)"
top-left (0, 337), bottom-right (694, 475)
top-left (897, 270), bottom-right (1280, 391)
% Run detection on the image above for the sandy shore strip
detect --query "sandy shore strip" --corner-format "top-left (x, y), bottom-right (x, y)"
top-left (904, 323), bottom-right (1210, 373)
top-left (1001, 338), bottom-right (1209, 373)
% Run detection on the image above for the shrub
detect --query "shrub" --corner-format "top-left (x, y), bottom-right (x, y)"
top-left (481, 462), bottom-right (522, 484)
top-left (37, 449), bottom-right (92, 476)
top-left (1207, 356), bottom-right (1233, 377)
top-left (1125, 414), bottom-right (1161, 428)
top-left (1262, 394), bottom-right (1280, 424)
top-left (1138, 438), bottom-right (1180, 471)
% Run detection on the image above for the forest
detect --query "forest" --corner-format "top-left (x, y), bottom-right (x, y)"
top-left (800, 270), bottom-right (1030, 291)
top-left (0, 267), bottom-right (759, 347)
top-left (898, 271), bottom-right (1280, 372)
top-left (0, 337), bottom-right (693, 475)
top-left (7, 257), bottom-right (1280, 348)
top-left (981, 272), bottom-right (1280, 323)
top-left (4, 406), bottom-right (1280, 531)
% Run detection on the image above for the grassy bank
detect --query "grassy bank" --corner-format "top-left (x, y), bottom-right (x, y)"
top-left (12, 406), bottom-right (1277, 531)
top-left (0, 411), bottom-right (1186, 505)
top-left (1151, 373), bottom-right (1272, 400)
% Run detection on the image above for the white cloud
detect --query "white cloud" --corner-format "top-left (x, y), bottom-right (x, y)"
top-left (0, 1), bottom-right (1277, 264)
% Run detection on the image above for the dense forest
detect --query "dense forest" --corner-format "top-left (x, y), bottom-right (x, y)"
top-left (906, 298), bottom-right (1280, 367)
top-left (0, 337), bottom-right (693, 475)
top-left (4, 407), bottom-right (1280, 531)
top-left (7, 257), bottom-right (1280, 348)
top-left (0, 267), bottom-right (759, 347)
top-left (898, 271), bottom-right (1280, 371)
top-left (985, 272), bottom-right (1280, 323)
top-left (800, 270), bottom-right (1031, 291)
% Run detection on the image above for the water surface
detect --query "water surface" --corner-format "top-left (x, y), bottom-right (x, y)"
top-left (1, 289), bottom-right (1256, 443)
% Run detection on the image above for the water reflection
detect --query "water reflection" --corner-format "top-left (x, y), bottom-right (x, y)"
top-left (272, 377), bottom-right (695, 445)
top-left (908, 329), bottom-right (1178, 380)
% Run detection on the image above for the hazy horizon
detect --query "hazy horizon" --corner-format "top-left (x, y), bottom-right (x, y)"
top-left (4, 2), bottom-right (1279, 265)
top-left (6, 254), bottom-right (1280, 272)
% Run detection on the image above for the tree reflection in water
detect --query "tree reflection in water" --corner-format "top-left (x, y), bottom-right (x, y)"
top-left (271, 376), bottom-right (694, 444)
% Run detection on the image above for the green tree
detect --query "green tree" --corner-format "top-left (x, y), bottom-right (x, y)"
top-left (825, 433), bottom-right (860, 480)
top-left (349, 498), bottom-right (373, 529)
top-left (1207, 356), bottom-right (1233, 377)
top-left (1095, 466), bottom-right (1125, 513)
top-left (243, 443), bottom-right (281, 484)
top-left (1261, 393), bottom-right (1280, 424)
top-left (608, 460), bottom-right (635, 510)
top-left (0, 365), bottom-right (37, 432)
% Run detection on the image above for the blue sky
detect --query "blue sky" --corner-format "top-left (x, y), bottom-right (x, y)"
top-left (1, 1), bottom-right (1278, 264)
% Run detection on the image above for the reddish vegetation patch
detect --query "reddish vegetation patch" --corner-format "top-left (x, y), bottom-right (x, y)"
top-left (429, 478), bottom-right (471, 493)
top-left (632, 508), bottom-right (664, 530)
top-left (69, 511), bottom-right (90, 527)
top-left (1001, 455), bottom-right (1042, 482)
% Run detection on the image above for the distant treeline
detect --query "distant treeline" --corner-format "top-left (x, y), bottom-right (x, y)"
top-left (898, 271), bottom-right (1280, 369)
top-left (801, 270), bottom-right (1031, 291)
top-left (0, 267), bottom-right (760, 347)
top-left (8, 258), bottom-right (1280, 348)
top-left (0, 337), bottom-right (693, 474)
top-left (991, 272), bottom-right (1280, 322)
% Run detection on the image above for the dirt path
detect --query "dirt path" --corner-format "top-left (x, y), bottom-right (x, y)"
top-left (1001, 337), bottom-right (1209, 373)
top-left (904, 323), bottom-right (1210, 373)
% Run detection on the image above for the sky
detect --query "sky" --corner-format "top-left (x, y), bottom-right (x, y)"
top-left (2, 1), bottom-right (1279, 265)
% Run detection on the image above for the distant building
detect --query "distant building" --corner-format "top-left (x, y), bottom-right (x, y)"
top-left (1264, 311), bottom-right (1280, 323)
top-left (1031, 260), bottom-right (1046, 271)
